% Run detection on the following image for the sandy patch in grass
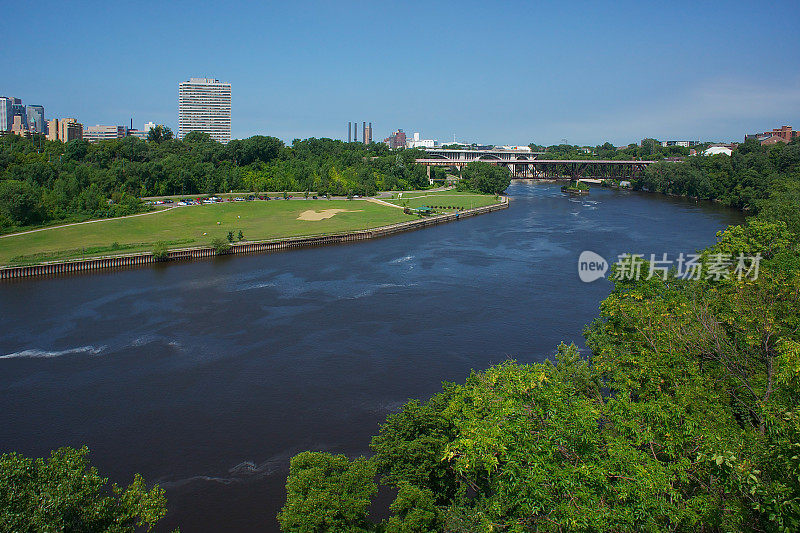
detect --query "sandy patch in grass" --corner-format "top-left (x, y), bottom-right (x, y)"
top-left (297, 209), bottom-right (362, 221)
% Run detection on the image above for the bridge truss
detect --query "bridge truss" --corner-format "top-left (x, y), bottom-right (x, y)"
top-left (416, 158), bottom-right (655, 179)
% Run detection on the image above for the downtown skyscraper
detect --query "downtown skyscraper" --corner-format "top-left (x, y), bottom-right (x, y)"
top-left (178, 78), bottom-right (231, 143)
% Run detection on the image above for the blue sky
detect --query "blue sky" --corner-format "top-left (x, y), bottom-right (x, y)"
top-left (4, 1), bottom-right (799, 145)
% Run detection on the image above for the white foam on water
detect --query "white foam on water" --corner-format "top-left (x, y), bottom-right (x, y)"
top-left (234, 280), bottom-right (277, 292)
top-left (390, 255), bottom-right (414, 264)
top-left (0, 345), bottom-right (106, 360)
top-left (131, 335), bottom-right (158, 347)
top-left (160, 455), bottom-right (293, 489)
top-left (351, 282), bottom-right (418, 300)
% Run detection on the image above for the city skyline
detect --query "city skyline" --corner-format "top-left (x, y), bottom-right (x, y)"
top-left (2, 1), bottom-right (798, 145)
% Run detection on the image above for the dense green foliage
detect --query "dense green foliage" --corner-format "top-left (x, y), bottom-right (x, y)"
top-left (457, 162), bottom-right (512, 195)
top-left (530, 140), bottom-right (695, 161)
top-left (278, 452), bottom-right (377, 533)
top-left (0, 134), bottom-right (430, 232)
top-left (0, 446), bottom-right (168, 532)
top-left (634, 138), bottom-right (800, 209)
top-left (279, 153), bottom-right (800, 531)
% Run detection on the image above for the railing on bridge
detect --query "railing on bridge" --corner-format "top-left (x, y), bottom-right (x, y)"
top-left (416, 158), bottom-right (656, 179)
top-left (423, 148), bottom-right (547, 162)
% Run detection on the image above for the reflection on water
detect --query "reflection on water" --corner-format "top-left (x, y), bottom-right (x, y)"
top-left (0, 182), bottom-right (744, 532)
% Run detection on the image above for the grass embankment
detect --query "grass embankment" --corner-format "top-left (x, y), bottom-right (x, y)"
top-left (384, 190), bottom-right (499, 210)
top-left (0, 199), bottom-right (414, 266)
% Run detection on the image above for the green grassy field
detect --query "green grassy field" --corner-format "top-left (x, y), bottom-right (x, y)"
top-left (0, 199), bottom-right (415, 266)
top-left (384, 190), bottom-right (499, 210)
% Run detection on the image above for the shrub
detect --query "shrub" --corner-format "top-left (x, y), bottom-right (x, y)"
top-left (151, 241), bottom-right (169, 261)
top-left (211, 238), bottom-right (231, 255)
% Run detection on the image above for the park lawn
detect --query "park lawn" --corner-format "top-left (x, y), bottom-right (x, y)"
top-left (384, 190), bottom-right (499, 210)
top-left (0, 200), bottom-right (413, 266)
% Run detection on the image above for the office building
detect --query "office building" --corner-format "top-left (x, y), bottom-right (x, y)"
top-left (384, 129), bottom-right (407, 150)
top-left (128, 122), bottom-right (157, 140)
top-left (10, 98), bottom-right (28, 131)
top-left (178, 77), bottom-right (231, 143)
top-left (660, 140), bottom-right (700, 147)
top-left (406, 132), bottom-right (437, 149)
top-left (26, 105), bottom-right (45, 133)
top-left (11, 99), bottom-right (27, 129)
top-left (745, 125), bottom-right (799, 143)
top-left (84, 124), bottom-right (129, 143)
top-left (58, 118), bottom-right (83, 142)
top-left (0, 97), bottom-right (13, 131)
top-left (47, 119), bottom-right (59, 141)
top-left (11, 115), bottom-right (27, 136)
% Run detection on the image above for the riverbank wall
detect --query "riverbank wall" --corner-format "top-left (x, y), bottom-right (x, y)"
top-left (0, 198), bottom-right (508, 280)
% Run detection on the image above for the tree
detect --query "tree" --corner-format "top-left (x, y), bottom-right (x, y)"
top-left (227, 230), bottom-right (234, 243)
top-left (182, 131), bottom-right (212, 143)
top-left (237, 229), bottom-right (244, 241)
top-left (0, 180), bottom-right (41, 226)
top-left (278, 452), bottom-right (376, 533)
top-left (0, 446), bottom-right (168, 532)
top-left (64, 139), bottom-right (89, 161)
top-left (147, 125), bottom-right (173, 143)
top-left (226, 135), bottom-right (284, 165)
top-left (384, 483), bottom-right (441, 533)
top-left (458, 162), bottom-right (511, 194)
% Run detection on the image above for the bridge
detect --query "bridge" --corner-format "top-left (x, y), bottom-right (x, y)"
top-left (422, 148), bottom-right (546, 162)
top-left (416, 154), bottom-right (655, 179)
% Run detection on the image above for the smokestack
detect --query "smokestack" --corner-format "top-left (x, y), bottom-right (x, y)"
top-left (130, 118), bottom-right (133, 130)
top-left (354, 121), bottom-right (357, 142)
top-left (348, 122), bottom-right (351, 142)
top-left (362, 122), bottom-right (366, 145)
top-left (369, 122), bottom-right (372, 143)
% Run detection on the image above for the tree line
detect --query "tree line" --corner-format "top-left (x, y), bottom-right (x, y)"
top-left (529, 140), bottom-right (696, 160)
top-left (634, 137), bottom-right (800, 210)
top-left (0, 133), bottom-right (433, 232)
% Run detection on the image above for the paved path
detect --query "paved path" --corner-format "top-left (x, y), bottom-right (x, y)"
top-left (0, 207), bottom-right (175, 239)
top-left (366, 198), bottom-right (405, 209)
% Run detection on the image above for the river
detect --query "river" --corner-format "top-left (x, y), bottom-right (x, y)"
top-left (0, 182), bottom-right (744, 532)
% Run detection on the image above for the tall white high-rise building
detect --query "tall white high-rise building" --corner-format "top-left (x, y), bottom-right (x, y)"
top-left (178, 78), bottom-right (231, 143)
top-left (0, 97), bottom-right (13, 131)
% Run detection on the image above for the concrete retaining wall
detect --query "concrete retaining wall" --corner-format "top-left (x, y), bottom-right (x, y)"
top-left (0, 198), bottom-right (508, 280)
